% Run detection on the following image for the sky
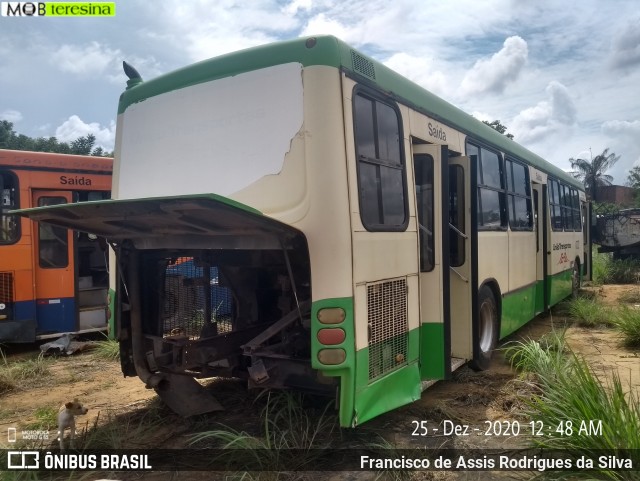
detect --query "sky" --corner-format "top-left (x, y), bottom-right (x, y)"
top-left (1, 0), bottom-right (639, 184)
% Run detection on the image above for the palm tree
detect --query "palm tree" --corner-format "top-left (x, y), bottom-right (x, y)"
top-left (569, 148), bottom-right (620, 201)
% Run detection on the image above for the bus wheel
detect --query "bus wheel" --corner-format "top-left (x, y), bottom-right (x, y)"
top-left (470, 286), bottom-right (498, 371)
top-left (571, 262), bottom-right (580, 298)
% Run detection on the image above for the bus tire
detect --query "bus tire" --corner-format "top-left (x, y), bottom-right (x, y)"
top-left (571, 261), bottom-right (580, 298)
top-left (470, 286), bottom-right (498, 372)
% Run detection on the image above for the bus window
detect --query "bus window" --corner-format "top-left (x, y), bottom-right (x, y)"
top-left (505, 159), bottom-right (532, 230)
top-left (449, 164), bottom-right (465, 267)
top-left (549, 178), bottom-right (563, 231)
top-left (474, 145), bottom-right (505, 229)
top-left (38, 197), bottom-right (69, 268)
top-left (0, 171), bottom-right (20, 244)
top-left (572, 188), bottom-right (581, 231)
top-left (414, 153), bottom-right (434, 272)
top-left (353, 90), bottom-right (407, 230)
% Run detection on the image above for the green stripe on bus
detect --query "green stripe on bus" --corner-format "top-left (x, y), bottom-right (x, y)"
top-left (501, 269), bottom-right (573, 338)
top-left (500, 283), bottom-right (538, 338)
top-left (419, 323), bottom-right (446, 380)
top-left (119, 36), bottom-right (347, 114)
top-left (548, 268), bottom-right (573, 306)
top-left (353, 328), bottom-right (421, 426)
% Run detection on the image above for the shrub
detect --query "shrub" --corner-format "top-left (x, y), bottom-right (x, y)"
top-left (613, 306), bottom-right (640, 347)
top-left (506, 333), bottom-right (640, 479)
top-left (563, 296), bottom-right (614, 327)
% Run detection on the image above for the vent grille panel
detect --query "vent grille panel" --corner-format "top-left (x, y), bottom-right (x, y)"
top-left (351, 51), bottom-right (376, 79)
top-left (0, 272), bottom-right (14, 304)
top-left (367, 278), bottom-right (408, 381)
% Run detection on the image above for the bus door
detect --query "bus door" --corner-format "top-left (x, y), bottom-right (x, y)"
top-left (581, 200), bottom-right (592, 281)
top-left (447, 154), bottom-right (475, 363)
top-left (32, 190), bottom-right (75, 334)
top-left (532, 182), bottom-right (546, 313)
top-left (412, 144), bottom-right (450, 380)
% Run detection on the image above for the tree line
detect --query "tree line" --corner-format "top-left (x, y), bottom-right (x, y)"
top-left (0, 120), bottom-right (112, 157)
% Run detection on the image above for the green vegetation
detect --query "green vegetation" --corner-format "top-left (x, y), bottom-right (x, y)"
top-left (612, 306), bottom-right (640, 348)
top-left (618, 289), bottom-right (640, 304)
top-left (190, 391), bottom-right (337, 476)
top-left (23, 406), bottom-right (58, 431)
top-left (562, 296), bottom-right (614, 327)
top-left (592, 251), bottom-right (640, 285)
top-left (0, 120), bottom-right (112, 156)
top-left (569, 148), bottom-right (619, 202)
top-left (91, 335), bottom-right (120, 361)
top-left (592, 251), bottom-right (612, 285)
top-left (563, 287), bottom-right (640, 348)
top-left (505, 333), bottom-right (640, 480)
top-left (0, 350), bottom-right (51, 394)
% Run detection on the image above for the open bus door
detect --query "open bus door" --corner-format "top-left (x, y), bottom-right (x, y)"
top-left (32, 191), bottom-right (75, 334)
top-left (412, 144), bottom-right (451, 381)
top-left (447, 154), bottom-right (477, 367)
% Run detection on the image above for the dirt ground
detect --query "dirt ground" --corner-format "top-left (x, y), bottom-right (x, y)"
top-left (1, 284), bottom-right (638, 480)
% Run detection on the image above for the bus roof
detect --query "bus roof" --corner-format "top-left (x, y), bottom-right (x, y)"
top-left (0, 149), bottom-right (113, 173)
top-left (119, 35), bottom-right (581, 190)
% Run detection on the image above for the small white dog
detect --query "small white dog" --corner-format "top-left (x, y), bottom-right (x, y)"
top-left (57, 399), bottom-right (88, 450)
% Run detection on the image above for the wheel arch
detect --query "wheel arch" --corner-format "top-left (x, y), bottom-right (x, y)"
top-left (479, 278), bottom-right (502, 338)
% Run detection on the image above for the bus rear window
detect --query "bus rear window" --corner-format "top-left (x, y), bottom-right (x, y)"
top-left (0, 171), bottom-right (20, 245)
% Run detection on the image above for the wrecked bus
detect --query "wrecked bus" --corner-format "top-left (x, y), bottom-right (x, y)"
top-left (17, 36), bottom-right (590, 426)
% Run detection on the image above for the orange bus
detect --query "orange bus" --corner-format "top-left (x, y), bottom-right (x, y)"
top-left (0, 149), bottom-right (112, 343)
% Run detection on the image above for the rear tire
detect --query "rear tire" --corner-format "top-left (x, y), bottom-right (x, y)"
top-left (469, 286), bottom-right (498, 371)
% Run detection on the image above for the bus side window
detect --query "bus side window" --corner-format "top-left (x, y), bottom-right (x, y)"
top-left (353, 90), bottom-right (407, 230)
top-left (38, 197), bottom-right (69, 268)
top-left (549, 179), bottom-right (563, 231)
top-left (0, 171), bottom-right (20, 244)
top-left (470, 143), bottom-right (506, 229)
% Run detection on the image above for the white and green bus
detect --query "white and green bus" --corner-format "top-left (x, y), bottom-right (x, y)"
top-left (19, 36), bottom-right (590, 426)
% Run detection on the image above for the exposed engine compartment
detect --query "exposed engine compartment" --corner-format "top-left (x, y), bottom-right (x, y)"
top-left (116, 234), bottom-right (336, 416)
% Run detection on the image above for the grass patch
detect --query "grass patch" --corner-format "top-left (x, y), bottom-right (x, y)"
top-left (507, 332), bottom-right (640, 479)
top-left (82, 400), bottom-right (168, 449)
top-left (592, 250), bottom-right (640, 285)
top-left (612, 306), bottom-right (640, 348)
top-left (562, 296), bottom-right (615, 327)
top-left (0, 350), bottom-right (51, 394)
top-left (592, 251), bottom-right (612, 285)
top-left (618, 289), bottom-right (640, 304)
top-left (190, 391), bottom-right (338, 476)
top-left (23, 406), bottom-right (58, 431)
top-left (91, 335), bottom-right (120, 361)
top-left (503, 330), bottom-right (568, 378)
top-left (607, 257), bottom-right (640, 284)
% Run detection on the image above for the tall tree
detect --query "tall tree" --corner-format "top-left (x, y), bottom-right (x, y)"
top-left (569, 148), bottom-right (620, 201)
top-left (627, 165), bottom-right (640, 189)
top-left (482, 120), bottom-right (514, 139)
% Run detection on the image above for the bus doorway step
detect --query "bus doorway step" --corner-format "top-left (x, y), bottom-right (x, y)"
top-left (420, 357), bottom-right (467, 392)
top-left (154, 373), bottom-right (224, 417)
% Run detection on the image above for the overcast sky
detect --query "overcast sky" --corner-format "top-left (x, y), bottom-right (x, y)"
top-left (1, 0), bottom-right (639, 183)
